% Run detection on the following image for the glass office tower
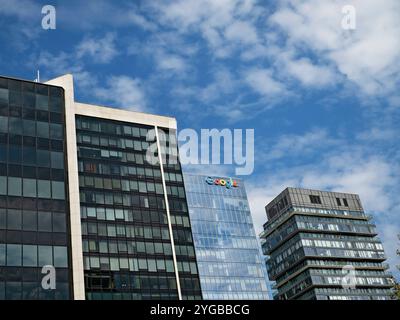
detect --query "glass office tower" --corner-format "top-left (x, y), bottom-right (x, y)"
top-left (184, 174), bottom-right (270, 300)
top-left (76, 118), bottom-right (201, 300)
top-left (51, 74), bottom-right (201, 300)
top-left (0, 76), bottom-right (72, 299)
top-left (260, 187), bottom-right (394, 300)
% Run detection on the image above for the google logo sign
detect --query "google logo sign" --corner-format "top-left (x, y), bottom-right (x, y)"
top-left (206, 177), bottom-right (238, 189)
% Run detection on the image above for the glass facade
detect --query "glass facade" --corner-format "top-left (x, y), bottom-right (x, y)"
top-left (76, 116), bottom-right (201, 300)
top-left (0, 76), bottom-right (71, 300)
top-left (184, 174), bottom-right (270, 300)
top-left (261, 188), bottom-right (394, 300)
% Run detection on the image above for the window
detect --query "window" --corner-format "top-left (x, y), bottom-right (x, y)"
top-left (50, 123), bottom-right (63, 140)
top-left (115, 209), bottom-right (124, 220)
top-left (7, 209), bottom-right (22, 230)
top-left (166, 260), bottom-right (174, 273)
top-left (51, 152), bottom-right (64, 169)
top-left (131, 127), bottom-right (139, 137)
top-left (38, 180), bottom-right (51, 198)
top-left (53, 213), bottom-right (66, 232)
top-left (9, 118), bottom-right (22, 135)
top-left (38, 211), bottom-right (52, 232)
top-left (23, 178), bottom-right (37, 197)
top-left (52, 181), bottom-right (65, 200)
top-left (23, 147), bottom-right (36, 165)
top-left (99, 241), bottom-right (108, 253)
top-left (343, 198), bottom-right (349, 207)
top-left (37, 122), bottom-right (49, 138)
top-left (8, 146), bottom-right (21, 163)
top-left (22, 210), bottom-right (37, 231)
top-left (309, 195), bottom-right (322, 204)
top-left (107, 225), bottom-right (116, 237)
top-left (148, 259), bottom-right (157, 272)
top-left (53, 246), bottom-right (68, 267)
top-left (0, 209), bottom-right (5, 230)
top-left (110, 258), bottom-right (119, 271)
top-left (138, 182), bottom-right (147, 193)
top-left (90, 256), bottom-right (100, 269)
top-left (0, 176), bottom-right (6, 195)
top-left (119, 258), bottom-right (129, 269)
top-left (0, 88), bottom-right (8, 104)
top-left (23, 245), bottom-right (37, 267)
top-left (7, 244), bottom-right (22, 266)
top-left (37, 150), bottom-right (51, 167)
top-left (0, 116), bottom-right (8, 133)
top-left (49, 96), bottom-right (62, 113)
top-left (85, 162), bottom-right (97, 173)
top-left (23, 120), bottom-right (36, 136)
top-left (336, 198), bottom-right (341, 206)
top-left (23, 91), bottom-right (35, 108)
top-left (0, 244), bottom-right (5, 266)
top-left (138, 259), bottom-right (147, 270)
top-left (36, 94), bottom-right (48, 110)
top-left (109, 241), bottom-right (118, 254)
top-left (136, 242), bottom-right (145, 253)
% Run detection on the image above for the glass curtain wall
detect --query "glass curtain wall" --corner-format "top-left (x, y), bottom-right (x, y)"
top-left (0, 76), bottom-right (71, 300)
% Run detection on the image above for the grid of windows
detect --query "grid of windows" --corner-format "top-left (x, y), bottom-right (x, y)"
top-left (184, 174), bottom-right (270, 300)
top-left (160, 132), bottom-right (201, 299)
top-left (76, 116), bottom-right (201, 300)
top-left (0, 76), bottom-right (71, 300)
top-left (261, 188), bottom-right (393, 300)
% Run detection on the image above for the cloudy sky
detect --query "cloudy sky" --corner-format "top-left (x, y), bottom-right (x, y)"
top-left (0, 0), bottom-right (399, 279)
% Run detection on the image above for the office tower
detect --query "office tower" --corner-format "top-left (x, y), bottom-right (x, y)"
top-left (0, 76), bottom-right (71, 299)
top-left (184, 174), bottom-right (270, 300)
top-left (0, 74), bottom-right (202, 300)
top-left (260, 187), bottom-right (394, 300)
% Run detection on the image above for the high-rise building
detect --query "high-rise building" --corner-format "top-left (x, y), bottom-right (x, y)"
top-left (260, 187), bottom-right (394, 300)
top-left (0, 74), bottom-right (201, 300)
top-left (0, 75), bottom-right (72, 300)
top-left (184, 174), bottom-right (270, 300)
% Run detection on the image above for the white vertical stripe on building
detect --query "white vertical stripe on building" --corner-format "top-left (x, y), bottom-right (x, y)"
top-left (45, 74), bottom-right (86, 300)
top-left (155, 126), bottom-right (182, 300)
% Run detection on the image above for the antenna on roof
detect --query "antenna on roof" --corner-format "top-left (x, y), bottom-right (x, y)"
top-left (34, 70), bottom-right (40, 83)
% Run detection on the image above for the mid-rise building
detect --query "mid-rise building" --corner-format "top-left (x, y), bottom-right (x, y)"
top-left (184, 174), bottom-right (270, 300)
top-left (0, 74), bottom-right (202, 300)
top-left (260, 187), bottom-right (394, 300)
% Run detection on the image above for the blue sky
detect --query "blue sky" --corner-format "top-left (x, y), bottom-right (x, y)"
top-left (0, 0), bottom-right (399, 279)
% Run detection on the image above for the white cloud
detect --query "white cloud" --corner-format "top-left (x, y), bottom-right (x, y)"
top-left (244, 68), bottom-right (286, 97)
top-left (270, 0), bottom-right (400, 96)
top-left (156, 52), bottom-right (187, 73)
top-left (127, 11), bottom-right (158, 31)
top-left (0, 0), bottom-right (40, 19)
top-left (378, 223), bottom-right (400, 278)
top-left (357, 128), bottom-right (397, 142)
top-left (127, 32), bottom-right (198, 77)
top-left (76, 33), bottom-right (118, 63)
top-left (200, 68), bottom-right (237, 102)
top-left (224, 20), bottom-right (259, 44)
top-left (263, 129), bottom-right (336, 161)
top-left (148, 0), bottom-right (265, 58)
top-left (93, 75), bottom-right (147, 112)
top-left (170, 67), bottom-right (237, 104)
top-left (284, 57), bottom-right (337, 87)
top-left (56, 0), bottom-right (155, 30)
